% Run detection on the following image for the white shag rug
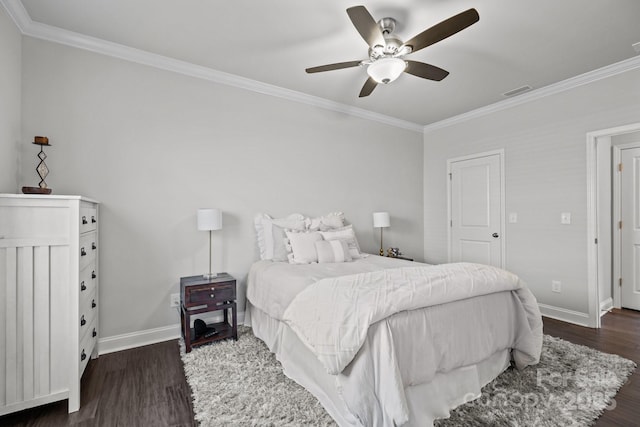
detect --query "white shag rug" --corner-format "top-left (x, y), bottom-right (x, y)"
top-left (181, 327), bottom-right (635, 426)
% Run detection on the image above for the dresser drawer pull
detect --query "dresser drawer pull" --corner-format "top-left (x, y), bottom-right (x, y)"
top-left (91, 216), bottom-right (96, 224)
top-left (92, 328), bottom-right (97, 338)
top-left (81, 247), bottom-right (86, 256)
top-left (81, 350), bottom-right (86, 361)
top-left (92, 299), bottom-right (97, 309)
top-left (80, 315), bottom-right (86, 326)
top-left (82, 216), bottom-right (88, 225)
top-left (92, 271), bottom-right (97, 279)
top-left (210, 293), bottom-right (215, 298)
top-left (92, 242), bottom-right (97, 250)
top-left (81, 281), bottom-right (87, 291)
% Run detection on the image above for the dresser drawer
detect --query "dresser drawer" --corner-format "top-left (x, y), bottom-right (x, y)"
top-left (80, 263), bottom-right (98, 303)
top-left (79, 233), bottom-right (97, 270)
top-left (79, 289), bottom-right (98, 340)
top-left (184, 282), bottom-right (235, 307)
top-left (80, 206), bottom-right (98, 233)
top-left (79, 317), bottom-right (98, 375)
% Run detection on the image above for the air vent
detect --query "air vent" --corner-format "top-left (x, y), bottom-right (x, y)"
top-left (502, 85), bottom-right (533, 97)
top-left (633, 42), bottom-right (640, 53)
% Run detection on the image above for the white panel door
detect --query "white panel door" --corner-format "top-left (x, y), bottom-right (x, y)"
top-left (621, 147), bottom-right (640, 310)
top-left (450, 154), bottom-right (502, 267)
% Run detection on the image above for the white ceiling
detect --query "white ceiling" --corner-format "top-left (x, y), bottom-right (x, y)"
top-left (14, 0), bottom-right (640, 127)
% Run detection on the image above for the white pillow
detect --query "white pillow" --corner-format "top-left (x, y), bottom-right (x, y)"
top-left (254, 213), bottom-right (306, 260)
top-left (319, 224), bottom-right (363, 259)
top-left (285, 230), bottom-right (323, 264)
top-left (315, 240), bottom-right (352, 263)
top-left (306, 212), bottom-right (346, 231)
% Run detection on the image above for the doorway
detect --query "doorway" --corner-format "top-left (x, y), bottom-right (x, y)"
top-left (587, 123), bottom-right (640, 327)
top-left (614, 143), bottom-right (640, 310)
top-left (447, 150), bottom-right (505, 268)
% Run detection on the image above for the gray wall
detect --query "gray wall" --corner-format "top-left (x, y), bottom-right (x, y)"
top-left (423, 68), bottom-right (640, 317)
top-left (0, 7), bottom-right (21, 193)
top-left (20, 36), bottom-right (424, 338)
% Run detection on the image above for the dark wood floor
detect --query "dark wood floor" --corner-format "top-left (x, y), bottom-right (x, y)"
top-left (0, 340), bottom-right (195, 427)
top-left (1, 309), bottom-right (638, 426)
top-left (543, 309), bottom-right (639, 427)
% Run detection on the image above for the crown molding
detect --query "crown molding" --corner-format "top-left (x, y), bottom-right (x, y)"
top-left (0, 0), bottom-right (422, 133)
top-left (423, 54), bottom-right (640, 133)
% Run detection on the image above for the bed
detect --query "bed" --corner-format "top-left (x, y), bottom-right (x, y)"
top-left (245, 213), bottom-right (543, 426)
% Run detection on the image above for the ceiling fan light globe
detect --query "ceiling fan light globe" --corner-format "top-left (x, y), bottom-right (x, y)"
top-left (367, 57), bottom-right (406, 84)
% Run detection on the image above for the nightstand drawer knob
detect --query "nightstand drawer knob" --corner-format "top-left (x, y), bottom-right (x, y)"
top-left (81, 350), bottom-right (86, 361)
top-left (92, 328), bottom-right (97, 338)
top-left (92, 299), bottom-right (97, 309)
top-left (81, 247), bottom-right (86, 256)
top-left (81, 281), bottom-right (86, 291)
top-left (210, 293), bottom-right (215, 298)
top-left (80, 315), bottom-right (86, 326)
top-left (92, 242), bottom-right (97, 250)
top-left (92, 271), bottom-right (97, 279)
top-left (91, 216), bottom-right (96, 224)
top-left (82, 216), bottom-right (88, 225)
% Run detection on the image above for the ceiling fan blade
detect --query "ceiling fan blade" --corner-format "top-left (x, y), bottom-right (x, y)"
top-left (359, 77), bottom-right (378, 98)
top-left (347, 6), bottom-right (386, 48)
top-left (404, 60), bottom-right (449, 81)
top-left (403, 8), bottom-right (479, 54)
top-left (306, 60), bottom-right (363, 73)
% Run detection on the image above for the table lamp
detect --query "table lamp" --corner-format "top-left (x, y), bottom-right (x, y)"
top-left (373, 212), bottom-right (390, 256)
top-left (197, 208), bottom-right (222, 279)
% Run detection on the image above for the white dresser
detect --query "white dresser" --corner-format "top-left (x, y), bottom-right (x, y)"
top-left (0, 194), bottom-right (99, 415)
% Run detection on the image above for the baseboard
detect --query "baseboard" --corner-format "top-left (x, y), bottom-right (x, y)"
top-left (99, 311), bottom-right (245, 355)
top-left (538, 303), bottom-right (590, 327)
top-left (600, 298), bottom-right (614, 315)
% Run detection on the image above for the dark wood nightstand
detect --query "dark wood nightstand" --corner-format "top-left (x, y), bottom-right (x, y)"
top-left (180, 273), bottom-right (238, 353)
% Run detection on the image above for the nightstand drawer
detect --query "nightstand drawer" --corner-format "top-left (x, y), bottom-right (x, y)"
top-left (185, 283), bottom-right (235, 306)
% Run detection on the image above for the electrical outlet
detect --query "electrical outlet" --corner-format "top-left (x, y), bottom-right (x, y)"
top-left (552, 280), bottom-right (561, 293)
top-left (170, 293), bottom-right (180, 308)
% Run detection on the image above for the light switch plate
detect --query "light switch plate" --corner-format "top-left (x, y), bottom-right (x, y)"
top-left (561, 212), bottom-right (571, 224)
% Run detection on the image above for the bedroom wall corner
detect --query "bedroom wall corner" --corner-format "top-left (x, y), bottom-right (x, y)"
top-left (19, 35), bottom-right (424, 344)
top-left (422, 67), bottom-right (640, 322)
top-left (0, 6), bottom-right (22, 193)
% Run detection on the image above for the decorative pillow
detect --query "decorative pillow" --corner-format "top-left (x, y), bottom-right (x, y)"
top-left (254, 213), bottom-right (306, 260)
top-left (315, 240), bottom-right (352, 263)
top-left (306, 212), bottom-right (346, 231)
top-left (319, 224), bottom-right (363, 259)
top-left (285, 230), bottom-right (323, 264)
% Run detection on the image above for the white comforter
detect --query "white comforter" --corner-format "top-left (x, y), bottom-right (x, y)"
top-left (282, 262), bottom-right (541, 375)
top-left (247, 259), bottom-right (543, 426)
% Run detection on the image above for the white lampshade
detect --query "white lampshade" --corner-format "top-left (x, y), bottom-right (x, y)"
top-left (373, 212), bottom-right (390, 228)
top-left (367, 58), bottom-right (406, 84)
top-left (197, 208), bottom-right (222, 231)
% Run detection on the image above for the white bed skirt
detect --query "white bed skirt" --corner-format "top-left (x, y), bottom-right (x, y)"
top-left (246, 302), bottom-right (511, 427)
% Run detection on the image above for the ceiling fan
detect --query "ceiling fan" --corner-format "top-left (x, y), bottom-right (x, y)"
top-left (305, 6), bottom-right (479, 97)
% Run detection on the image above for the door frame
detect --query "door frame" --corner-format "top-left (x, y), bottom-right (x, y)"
top-left (586, 122), bottom-right (640, 328)
top-left (446, 149), bottom-right (505, 268)
top-left (613, 142), bottom-right (640, 308)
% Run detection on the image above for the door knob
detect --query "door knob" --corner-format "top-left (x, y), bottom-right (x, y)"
top-left (492, 233), bottom-right (499, 238)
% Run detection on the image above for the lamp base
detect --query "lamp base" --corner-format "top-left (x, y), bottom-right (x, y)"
top-left (203, 272), bottom-right (218, 280)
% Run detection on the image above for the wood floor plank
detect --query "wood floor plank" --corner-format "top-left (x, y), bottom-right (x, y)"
top-left (0, 310), bottom-right (637, 426)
